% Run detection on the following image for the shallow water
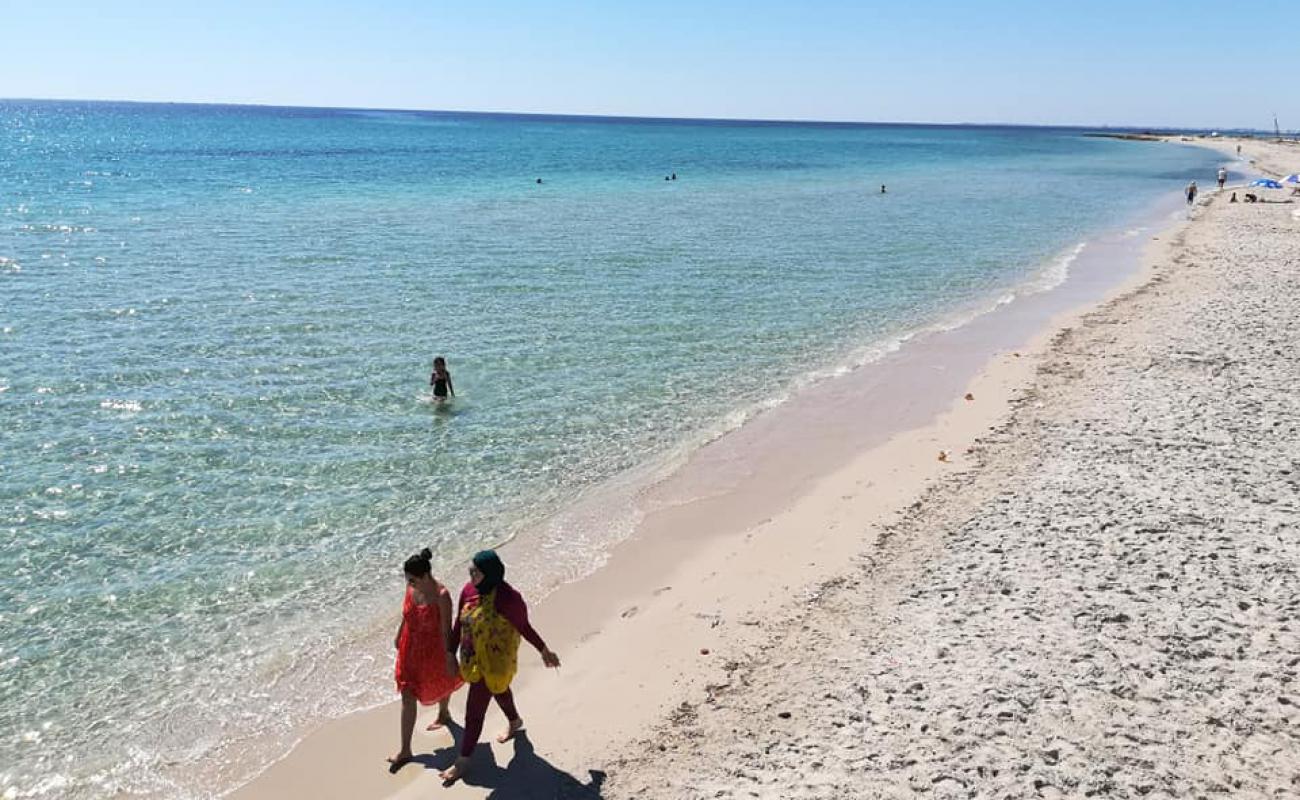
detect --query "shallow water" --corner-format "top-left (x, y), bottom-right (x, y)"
top-left (0, 102), bottom-right (1221, 798)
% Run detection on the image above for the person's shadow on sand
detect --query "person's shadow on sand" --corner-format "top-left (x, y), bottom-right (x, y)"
top-left (414, 729), bottom-right (605, 798)
top-left (402, 720), bottom-right (463, 774)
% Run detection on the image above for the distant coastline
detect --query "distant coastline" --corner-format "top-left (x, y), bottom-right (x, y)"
top-left (1, 96), bottom-right (1283, 136)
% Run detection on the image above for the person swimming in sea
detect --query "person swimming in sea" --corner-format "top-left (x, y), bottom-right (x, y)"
top-left (430, 356), bottom-right (455, 404)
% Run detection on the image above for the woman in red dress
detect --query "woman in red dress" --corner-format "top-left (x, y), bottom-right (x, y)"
top-left (388, 548), bottom-right (464, 770)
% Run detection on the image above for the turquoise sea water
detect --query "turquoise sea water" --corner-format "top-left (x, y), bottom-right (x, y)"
top-left (0, 101), bottom-right (1221, 798)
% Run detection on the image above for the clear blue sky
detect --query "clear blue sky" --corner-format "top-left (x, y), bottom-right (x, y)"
top-left (4, 0), bottom-right (1296, 129)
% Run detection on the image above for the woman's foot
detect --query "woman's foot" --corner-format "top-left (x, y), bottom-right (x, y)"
top-left (496, 717), bottom-right (524, 743)
top-left (386, 751), bottom-right (413, 773)
top-left (439, 757), bottom-right (470, 783)
top-left (425, 710), bottom-right (454, 731)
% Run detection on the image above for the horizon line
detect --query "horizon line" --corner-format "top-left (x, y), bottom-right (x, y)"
top-left (1, 95), bottom-right (1282, 135)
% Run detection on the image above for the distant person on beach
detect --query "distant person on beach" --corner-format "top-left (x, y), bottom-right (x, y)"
top-left (1217, 167), bottom-right (1227, 189)
top-left (1185, 181), bottom-right (1197, 205)
top-left (671, 172), bottom-right (677, 180)
top-left (430, 356), bottom-right (454, 404)
top-left (440, 550), bottom-right (560, 783)
top-left (388, 549), bottom-right (463, 771)
top-left (1230, 192), bottom-right (1238, 203)
top-left (1237, 144), bottom-right (1242, 155)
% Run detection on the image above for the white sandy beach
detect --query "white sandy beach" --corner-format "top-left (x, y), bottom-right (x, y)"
top-left (229, 136), bottom-right (1299, 800)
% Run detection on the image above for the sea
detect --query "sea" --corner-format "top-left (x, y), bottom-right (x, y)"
top-left (0, 100), bottom-right (1223, 798)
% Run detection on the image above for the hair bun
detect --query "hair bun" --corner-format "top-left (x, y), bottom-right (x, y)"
top-left (403, 548), bottom-right (434, 578)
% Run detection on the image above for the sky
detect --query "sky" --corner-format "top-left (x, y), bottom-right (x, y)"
top-left (3, 0), bottom-right (1296, 129)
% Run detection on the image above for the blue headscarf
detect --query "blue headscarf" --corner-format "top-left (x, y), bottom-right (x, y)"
top-left (472, 549), bottom-right (505, 596)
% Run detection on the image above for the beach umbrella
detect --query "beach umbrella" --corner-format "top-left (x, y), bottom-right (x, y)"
top-left (1250, 178), bottom-right (1284, 189)
top-left (1281, 174), bottom-right (1300, 185)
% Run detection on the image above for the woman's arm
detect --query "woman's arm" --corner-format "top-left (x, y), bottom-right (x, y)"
top-left (438, 586), bottom-right (458, 673)
top-left (395, 586), bottom-right (410, 648)
top-left (446, 586), bottom-right (466, 653)
top-left (438, 588), bottom-right (454, 647)
top-left (447, 375), bottom-right (455, 397)
top-left (498, 588), bottom-right (560, 667)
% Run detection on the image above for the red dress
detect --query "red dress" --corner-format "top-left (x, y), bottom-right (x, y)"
top-left (395, 585), bottom-right (464, 704)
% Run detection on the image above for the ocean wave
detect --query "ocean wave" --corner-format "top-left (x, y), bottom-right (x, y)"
top-left (18, 223), bottom-right (97, 235)
top-left (99, 399), bottom-right (144, 413)
top-left (1019, 241), bottom-right (1087, 296)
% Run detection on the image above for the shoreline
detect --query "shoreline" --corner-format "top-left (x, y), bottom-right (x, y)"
top-left (225, 140), bottom-right (1240, 799)
top-left (598, 134), bottom-right (1300, 796)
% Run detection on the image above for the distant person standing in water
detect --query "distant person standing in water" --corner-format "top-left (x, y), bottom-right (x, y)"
top-left (1217, 167), bottom-right (1227, 189)
top-left (388, 549), bottom-right (463, 772)
top-left (881, 184), bottom-right (887, 194)
top-left (440, 550), bottom-right (560, 783)
top-left (430, 356), bottom-right (454, 405)
top-left (1185, 181), bottom-right (1198, 205)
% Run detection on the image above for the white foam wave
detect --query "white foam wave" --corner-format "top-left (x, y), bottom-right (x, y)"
top-left (19, 223), bottom-right (96, 234)
top-left (100, 399), bottom-right (143, 413)
top-left (1020, 241), bottom-right (1087, 296)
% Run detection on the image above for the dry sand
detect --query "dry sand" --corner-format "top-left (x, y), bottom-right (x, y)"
top-left (230, 137), bottom-right (1299, 799)
top-left (600, 139), bottom-right (1300, 798)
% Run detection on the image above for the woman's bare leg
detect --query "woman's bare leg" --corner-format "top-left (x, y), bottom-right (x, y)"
top-left (426, 696), bottom-right (454, 730)
top-left (388, 690), bottom-right (417, 768)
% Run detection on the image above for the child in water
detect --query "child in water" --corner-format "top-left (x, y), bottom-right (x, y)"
top-left (430, 356), bottom-right (455, 404)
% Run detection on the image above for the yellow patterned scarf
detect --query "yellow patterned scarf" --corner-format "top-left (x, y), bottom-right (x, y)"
top-left (458, 590), bottom-right (520, 694)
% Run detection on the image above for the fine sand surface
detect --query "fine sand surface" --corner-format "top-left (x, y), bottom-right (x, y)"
top-left (230, 137), bottom-right (1298, 799)
top-left (598, 139), bottom-right (1300, 798)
